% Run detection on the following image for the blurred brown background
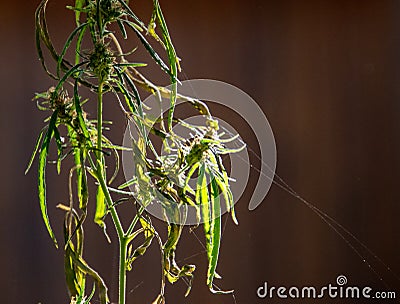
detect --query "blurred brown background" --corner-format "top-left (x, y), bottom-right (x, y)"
top-left (1, 0), bottom-right (400, 303)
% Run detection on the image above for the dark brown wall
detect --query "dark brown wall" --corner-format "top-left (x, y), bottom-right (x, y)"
top-left (1, 0), bottom-right (400, 303)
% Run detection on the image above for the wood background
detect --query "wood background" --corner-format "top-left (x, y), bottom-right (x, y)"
top-left (1, 0), bottom-right (399, 303)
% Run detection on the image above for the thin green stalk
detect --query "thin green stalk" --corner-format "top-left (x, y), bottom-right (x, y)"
top-left (97, 82), bottom-right (104, 166)
top-left (117, 206), bottom-right (146, 304)
top-left (97, 81), bottom-right (129, 304)
top-left (87, 155), bottom-right (127, 304)
top-left (125, 205), bottom-right (145, 237)
top-left (119, 237), bottom-right (128, 304)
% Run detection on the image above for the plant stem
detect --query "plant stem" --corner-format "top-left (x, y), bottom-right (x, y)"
top-left (125, 205), bottom-right (145, 237)
top-left (97, 81), bottom-right (128, 304)
top-left (97, 81), bottom-right (104, 164)
top-left (89, 151), bottom-right (128, 304)
top-left (119, 237), bottom-right (128, 304)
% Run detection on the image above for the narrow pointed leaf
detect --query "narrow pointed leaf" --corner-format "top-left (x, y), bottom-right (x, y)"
top-left (116, 0), bottom-right (146, 28)
top-left (197, 163), bottom-right (214, 274)
top-left (152, 0), bottom-right (178, 129)
top-left (25, 127), bottom-right (46, 174)
top-left (55, 61), bottom-right (87, 93)
top-left (126, 218), bottom-right (155, 270)
top-left (38, 110), bottom-right (59, 248)
top-left (73, 80), bottom-right (90, 139)
top-left (123, 20), bottom-right (173, 78)
top-left (70, 247), bottom-right (110, 304)
top-left (75, 23), bottom-right (86, 65)
top-left (57, 22), bottom-right (88, 77)
top-left (117, 19), bottom-right (127, 39)
top-left (115, 63), bottom-right (147, 68)
top-left (95, 185), bottom-right (106, 229)
top-left (77, 150), bottom-right (88, 210)
top-left (207, 175), bottom-right (221, 286)
top-left (35, 0), bottom-right (57, 79)
top-left (207, 173), bottom-right (233, 294)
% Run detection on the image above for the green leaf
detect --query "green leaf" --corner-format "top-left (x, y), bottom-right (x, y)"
top-left (197, 164), bottom-right (212, 280)
top-left (161, 205), bottom-right (195, 295)
top-left (62, 207), bottom-right (85, 297)
top-left (55, 61), bottom-right (88, 93)
top-left (114, 73), bottom-right (138, 114)
top-left (95, 185), bottom-right (107, 230)
top-left (35, 0), bottom-right (57, 79)
top-left (75, 23), bottom-right (87, 65)
top-left (73, 78), bottom-right (90, 139)
top-left (120, 71), bottom-right (144, 117)
top-left (57, 22), bottom-right (88, 78)
top-left (84, 283), bottom-right (96, 304)
top-left (115, 62), bottom-right (147, 68)
top-left (123, 20), bottom-right (173, 78)
top-left (25, 127), bottom-right (46, 175)
top-left (65, 246), bottom-right (84, 297)
top-left (76, 150), bottom-right (89, 210)
top-left (214, 173), bottom-right (237, 225)
top-left (120, 71), bottom-right (148, 141)
top-left (126, 217), bottom-right (155, 270)
top-left (114, 70), bottom-right (147, 145)
top-left (197, 163), bottom-right (209, 230)
top-left (207, 175), bottom-right (221, 287)
top-left (183, 162), bottom-right (199, 193)
top-left (38, 110), bottom-right (59, 248)
top-left (118, 177), bottom-right (137, 190)
top-left (151, 0), bottom-right (178, 129)
top-left (117, 19), bottom-right (127, 39)
top-left (116, 0), bottom-right (146, 29)
top-left (216, 145), bottom-right (247, 155)
top-left (36, 0), bottom-right (74, 77)
top-left (214, 153), bottom-right (238, 224)
top-left (197, 165), bottom-right (232, 294)
top-left (101, 135), bottom-right (120, 184)
top-left (74, 276), bottom-right (87, 303)
top-left (69, 243), bottom-right (110, 304)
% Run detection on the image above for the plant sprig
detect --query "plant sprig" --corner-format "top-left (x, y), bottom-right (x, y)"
top-left (28, 1), bottom-right (245, 303)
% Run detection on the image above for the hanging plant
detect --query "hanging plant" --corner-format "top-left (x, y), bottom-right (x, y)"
top-left (27, 0), bottom-right (245, 303)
